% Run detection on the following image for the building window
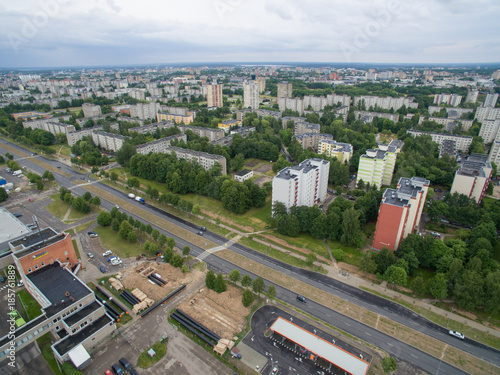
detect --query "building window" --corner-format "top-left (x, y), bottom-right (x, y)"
top-left (41, 262), bottom-right (45, 266)
top-left (28, 268), bottom-right (32, 273)
top-left (66, 257), bottom-right (70, 261)
top-left (34, 265), bottom-right (38, 270)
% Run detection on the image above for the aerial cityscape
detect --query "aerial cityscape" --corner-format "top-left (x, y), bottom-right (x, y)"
top-left (0, 1), bottom-right (500, 375)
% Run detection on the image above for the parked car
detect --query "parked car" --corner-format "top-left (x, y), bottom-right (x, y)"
top-left (17, 280), bottom-right (23, 287)
top-left (449, 330), bottom-right (465, 340)
top-left (129, 369), bottom-right (139, 375)
top-left (56, 166), bottom-right (61, 168)
top-left (119, 358), bottom-right (133, 371)
top-left (111, 364), bottom-right (124, 375)
top-left (296, 295), bottom-right (306, 303)
top-left (103, 250), bottom-right (112, 257)
top-left (107, 256), bottom-right (117, 262)
top-left (100, 266), bottom-right (106, 273)
top-left (88, 231), bottom-right (98, 238)
top-left (111, 258), bottom-right (122, 266)
top-left (104, 370), bottom-right (113, 375)
top-left (87, 252), bottom-right (94, 258)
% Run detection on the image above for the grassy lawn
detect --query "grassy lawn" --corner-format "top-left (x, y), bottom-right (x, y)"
top-left (93, 226), bottom-right (143, 259)
top-left (17, 289), bottom-right (42, 321)
top-left (45, 194), bottom-right (70, 219)
top-left (137, 342), bottom-right (167, 368)
top-left (74, 221), bottom-right (95, 234)
top-left (37, 333), bottom-right (63, 375)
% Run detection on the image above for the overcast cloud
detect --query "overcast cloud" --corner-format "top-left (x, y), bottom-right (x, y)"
top-left (0, 0), bottom-right (499, 67)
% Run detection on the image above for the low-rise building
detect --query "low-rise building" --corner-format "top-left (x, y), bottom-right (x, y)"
top-left (451, 154), bottom-right (492, 204)
top-left (167, 146), bottom-right (227, 175)
top-left (218, 119), bottom-right (242, 132)
top-left (135, 134), bottom-right (187, 155)
top-left (318, 140), bottom-right (353, 163)
top-left (234, 169), bottom-right (253, 182)
top-left (407, 130), bottom-right (472, 153)
top-left (157, 112), bottom-right (194, 125)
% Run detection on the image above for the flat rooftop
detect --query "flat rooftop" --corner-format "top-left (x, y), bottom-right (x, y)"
top-left (0, 208), bottom-right (31, 250)
top-left (54, 314), bottom-right (113, 356)
top-left (10, 227), bottom-right (58, 249)
top-left (12, 230), bottom-right (64, 258)
top-left (64, 301), bottom-right (102, 327)
top-left (28, 263), bottom-right (92, 316)
top-left (270, 317), bottom-right (369, 375)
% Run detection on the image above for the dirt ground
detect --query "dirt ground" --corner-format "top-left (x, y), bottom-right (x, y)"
top-left (119, 261), bottom-right (204, 301)
top-left (254, 163), bottom-right (271, 174)
top-left (178, 284), bottom-right (250, 339)
top-left (253, 175), bottom-right (272, 187)
top-left (244, 161), bottom-right (259, 168)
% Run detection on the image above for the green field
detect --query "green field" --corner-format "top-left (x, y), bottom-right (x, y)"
top-left (93, 226), bottom-right (144, 258)
top-left (137, 342), bottom-right (167, 368)
top-left (17, 289), bottom-right (42, 321)
top-left (37, 333), bottom-right (64, 375)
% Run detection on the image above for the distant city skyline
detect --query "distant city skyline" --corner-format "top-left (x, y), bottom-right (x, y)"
top-left (1, 0), bottom-right (499, 68)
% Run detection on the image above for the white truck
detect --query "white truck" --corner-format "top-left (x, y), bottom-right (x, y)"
top-left (135, 196), bottom-right (145, 204)
top-left (128, 193), bottom-right (135, 199)
top-left (12, 170), bottom-right (22, 176)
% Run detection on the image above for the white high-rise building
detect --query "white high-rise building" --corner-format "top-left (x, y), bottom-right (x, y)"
top-left (277, 82), bottom-right (293, 98)
top-left (272, 159), bottom-right (330, 212)
top-left (488, 141), bottom-right (500, 165)
top-left (465, 90), bottom-right (479, 103)
top-left (433, 93), bottom-right (462, 107)
top-left (244, 81), bottom-right (260, 109)
top-left (451, 154), bottom-right (492, 204)
top-left (479, 119), bottom-right (500, 143)
top-left (484, 93), bottom-right (499, 108)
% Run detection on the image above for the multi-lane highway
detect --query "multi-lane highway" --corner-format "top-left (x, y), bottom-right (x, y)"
top-left (2, 138), bottom-right (499, 374)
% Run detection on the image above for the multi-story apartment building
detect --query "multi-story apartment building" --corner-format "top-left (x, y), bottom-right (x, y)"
top-left (82, 103), bottom-right (102, 118)
top-left (157, 112), bottom-right (194, 125)
top-left (357, 139), bottom-right (403, 189)
top-left (278, 94), bottom-right (350, 113)
top-left (129, 102), bottom-right (158, 120)
top-left (272, 159), bottom-right (330, 212)
top-left (166, 146), bottom-right (226, 175)
top-left (433, 93), bottom-right (462, 107)
top-left (483, 93), bottom-right (499, 108)
top-left (488, 141), bottom-right (500, 165)
top-left (23, 120), bottom-right (75, 135)
top-left (451, 154), bottom-right (492, 204)
top-left (419, 116), bottom-right (473, 131)
top-left (294, 133), bottom-right (333, 151)
top-left (318, 140), bottom-right (353, 163)
top-left (428, 106), bottom-right (473, 118)
top-left (407, 130), bottom-right (472, 153)
top-left (295, 121), bottom-right (320, 135)
top-left (178, 125), bottom-right (225, 142)
top-left (235, 109), bottom-right (282, 121)
top-left (129, 121), bottom-right (174, 134)
top-left (479, 119), bottom-right (500, 143)
top-left (277, 82), bottom-right (293, 98)
top-left (66, 127), bottom-right (103, 146)
top-left (207, 84), bottom-right (223, 108)
top-left (244, 81), bottom-right (260, 109)
top-left (465, 90), bottom-right (479, 103)
top-left (256, 76), bottom-right (266, 93)
top-left (91, 131), bottom-right (130, 152)
top-left (0, 227), bottom-right (115, 367)
top-left (353, 96), bottom-right (418, 111)
top-left (354, 111), bottom-right (400, 123)
top-left (135, 134), bottom-right (187, 155)
top-left (75, 114), bottom-right (108, 127)
top-left (475, 106), bottom-right (500, 122)
top-left (372, 177), bottom-right (430, 251)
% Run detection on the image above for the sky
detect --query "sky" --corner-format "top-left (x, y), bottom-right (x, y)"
top-left (0, 0), bottom-right (499, 68)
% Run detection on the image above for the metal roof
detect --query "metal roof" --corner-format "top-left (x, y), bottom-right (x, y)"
top-left (270, 317), bottom-right (369, 375)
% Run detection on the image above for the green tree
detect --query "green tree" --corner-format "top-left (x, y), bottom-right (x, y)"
top-left (332, 248), bottom-right (345, 262)
top-left (241, 274), bottom-right (252, 287)
top-left (484, 271), bottom-right (500, 315)
top-left (119, 221), bottom-right (133, 240)
top-left (170, 254), bottom-right (184, 268)
top-left (97, 211), bottom-right (112, 227)
top-left (276, 214), bottom-right (301, 237)
top-left (229, 269), bottom-right (241, 283)
top-left (382, 356), bottom-right (397, 374)
top-left (374, 248), bottom-right (397, 274)
top-left (36, 181), bottom-right (44, 191)
top-left (242, 289), bottom-right (255, 307)
top-left (205, 270), bottom-right (216, 290)
top-left (341, 209), bottom-right (363, 247)
top-left (214, 273), bottom-right (227, 293)
top-left (182, 246), bottom-right (191, 256)
top-left (411, 275), bottom-right (426, 297)
top-left (267, 285), bottom-right (277, 299)
top-left (359, 252), bottom-right (378, 275)
top-left (82, 191), bottom-right (92, 201)
top-left (428, 273), bottom-right (448, 301)
top-left (0, 187), bottom-right (7, 202)
top-left (111, 219), bottom-right (120, 231)
top-left (110, 171), bottom-right (118, 181)
top-left (145, 224), bottom-right (153, 234)
top-left (192, 204), bottom-right (201, 215)
top-left (0, 155), bottom-right (5, 164)
top-left (166, 237), bottom-right (176, 249)
top-left (252, 277), bottom-right (265, 295)
top-left (384, 265), bottom-right (407, 286)
top-left (152, 229), bottom-right (160, 242)
top-left (91, 196), bottom-right (100, 207)
top-left (127, 230), bottom-right (137, 243)
top-left (158, 234), bottom-right (167, 247)
top-left (116, 142), bottom-right (137, 167)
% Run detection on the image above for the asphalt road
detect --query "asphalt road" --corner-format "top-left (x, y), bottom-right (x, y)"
top-left (1, 139), bottom-right (498, 374)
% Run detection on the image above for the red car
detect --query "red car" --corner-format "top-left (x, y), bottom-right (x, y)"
top-left (104, 370), bottom-right (113, 375)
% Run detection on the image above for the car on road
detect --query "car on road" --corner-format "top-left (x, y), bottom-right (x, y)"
top-left (80, 177), bottom-right (85, 180)
top-left (103, 250), bottom-right (112, 257)
top-left (100, 266), bottom-right (106, 273)
top-left (87, 252), bottom-right (94, 258)
top-left (88, 231), bottom-right (98, 238)
top-left (197, 231), bottom-right (204, 236)
top-left (200, 226), bottom-right (206, 231)
top-left (449, 330), bottom-right (465, 339)
top-left (57, 166), bottom-right (61, 168)
top-left (296, 295), bottom-right (306, 303)
top-left (111, 364), bottom-right (124, 375)
top-left (111, 258), bottom-right (122, 266)
top-left (119, 358), bottom-right (132, 371)
top-left (115, 205), bottom-right (120, 209)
